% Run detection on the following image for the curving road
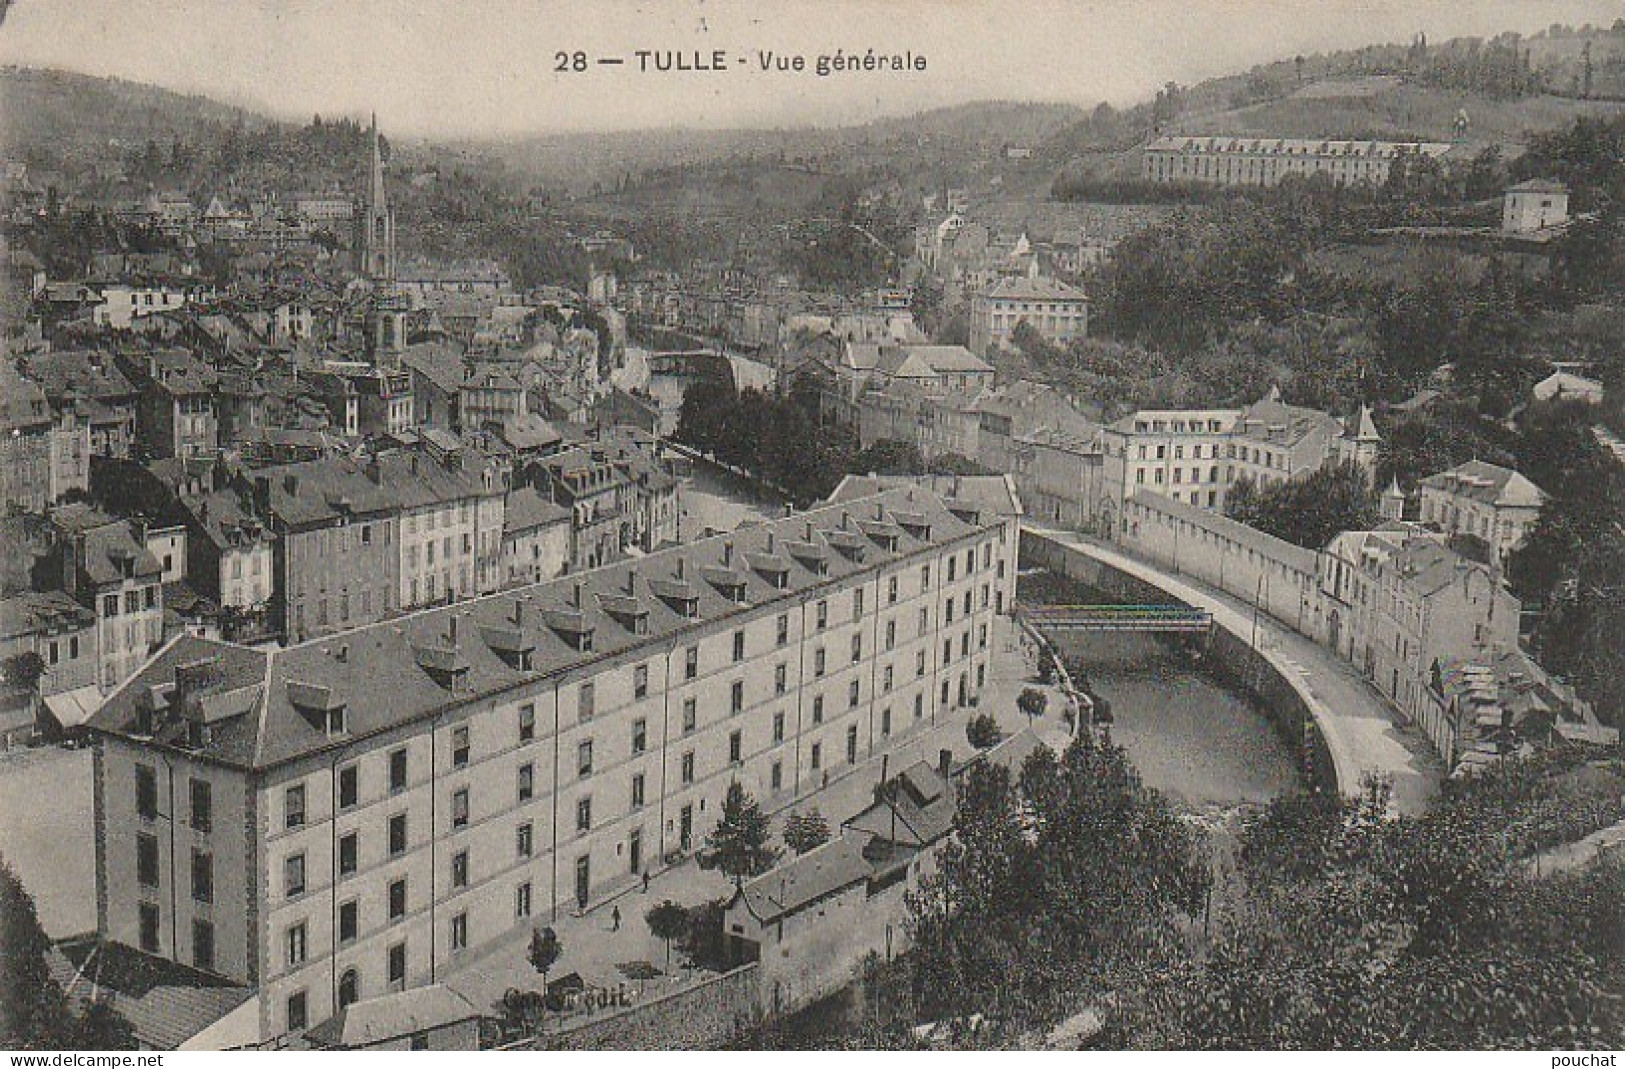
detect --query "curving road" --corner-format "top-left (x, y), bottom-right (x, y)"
top-left (1025, 524), bottom-right (1443, 815)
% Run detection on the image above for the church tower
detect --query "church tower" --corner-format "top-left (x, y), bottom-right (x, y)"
top-left (357, 113), bottom-right (396, 283)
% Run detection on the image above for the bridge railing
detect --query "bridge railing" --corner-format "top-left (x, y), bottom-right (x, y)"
top-left (1018, 604), bottom-right (1214, 632)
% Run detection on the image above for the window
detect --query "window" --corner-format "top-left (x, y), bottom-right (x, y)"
top-left (390, 748), bottom-right (408, 792)
top-left (189, 778), bottom-right (211, 832)
top-left (285, 784), bottom-right (306, 829)
top-left (882, 707), bottom-right (892, 737)
top-left (517, 821), bottom-right (533, 858)
top-left (684, 645), bottom-right (698, 680)
top-left (682, 698), bottom-right (697, 734)
top-left (634, 664), bottom-right (649, 699)
top-left (731, 679), bottom-right (744, 713)
top-left (192, 919), bottom-right (215, 971)
top-left (632, 718), bottom-right (647, 755)
top-left (853, 588), bottom-right (864, 620)
top-left (191, 849), bottom-right (213, 903)
top-left (947, 556), bottom-right (956, 582)
top-left (576, 797), bottom-right (592, 833)
top-left (287, 922), bottom-right (308, 966)
top-left (339, 832), bottom-right (357, 876)
top-left (578, 681), bottom-right (595, 721)
top-left (847, 725), bottom-right (858, 764)
top-left (287, 991), bottom-right (308, 1032)
top-left (388, 942), bottom-right (406, 986)
top-left (338, 765), bottom-right (358, 809)
top-left (811, 743), bottom-right (822, 771)
top-left (812, 696), bottom-right (824, 724)
top-left (452, 789), bottom-right (469, 828)
top-left (920, 564), bottom-right (931, 591)
top-left (732, 629), bottom-right (745, 662)
top-left (774, 662), bottom-right (787, 695)
top-left (771, 761), bottom-right (783, 790)
top-left (918, 607), bottom-right (929, 635)
top-left (390, 813), bottom-right (407, 856)
top-left (915, 693), bottom-right (924, 719)
top-left (452, 726), bottom-right (470, 767)
top-left (389, 878), bottom-right (407, 921)
top-left (137, 833), bottom-right (159, 887)
top-left (729, 730), bottom-right (742, 764)
top-left (516, 882), bottom-right (533, 920)
top-left (518, 703), bottom-right (535, 742)
top-left (885, 619), bottom-right (896, 650)
top-left (816, 600), bottom-right (828, 630)
top-left (339, 900), bottom-right (358, 944)
top-left (814, 648), bottom-right (826, 677)
top-left (631, 773), bottom-right (646, 809)
top-left (452, 849), bottom-right (469, 888)
top-left (848, 680), bottom-right (860, 708)
top-left (851, 634), bottom-right (862, 663)
top-left (285, 853), bottom-right (306, 898)
top-left (139, 903), bottom-right (160, 953)
top-left (916, 650), bottom-right (927, 677)
top-left (681, 751), bottom-right (695, 785)
top-left (773, 710), bottom-right (785, 743)
top-left (776, 614), bottom-right (789, 646)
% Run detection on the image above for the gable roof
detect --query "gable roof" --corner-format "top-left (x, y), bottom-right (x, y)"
top-left (1419, 460), bottom-right (1546, 510)
top-left (306, 985), bottom-right (480, 1049)
top-left (732, 835), bottom-right (871, 926)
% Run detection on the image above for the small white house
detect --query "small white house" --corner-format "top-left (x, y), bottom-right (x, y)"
top-left (1502, 179), bottom-right (1569, 234)
top-left (1533, 370), bottom-right (1604, 405)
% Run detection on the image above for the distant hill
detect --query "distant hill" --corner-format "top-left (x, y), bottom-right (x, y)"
top-left (0, 66), bottom-right (277, 168)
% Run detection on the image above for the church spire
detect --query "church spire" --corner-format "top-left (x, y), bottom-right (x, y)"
top-left (358, 111), bottom-right (395, 283)
top-left (368, 112), bottom-right (387, 216)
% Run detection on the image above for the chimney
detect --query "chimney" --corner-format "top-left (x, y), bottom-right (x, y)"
top-left (766, 532), bottom-right (775, 554)
top-left (514, 598), bottom-right (525, 627)
top-left (626, 571), bottom-right (636, 595)
top-left (366, 455), bottom-right (382, 484)
top-left (723, 541), bottom-right (733, 567)
top-left (938, 748), bottom-right (953, 783)
top-left (572, 581), bottom-right (583, 607)
top-left (448, 613), bottom-right (460, 647)
top-left (675, 558), bottom-right (685, 581)
top-left (841, 511), bottom-right (850, 530)
top-left (335, 643), bottom-right (348, 664)
top-left (805, 521), bottom-right (813, 541)
top-left (283, 473), bottom-right (299, 495)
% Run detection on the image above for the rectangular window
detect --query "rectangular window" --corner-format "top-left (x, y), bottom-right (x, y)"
top-left (851, 634), bottom-right (862, 663)
top-left (848, 679), bottom-right (860, 708)
top-left (388, 942), bottom-right (406, 985)
top-left (285, 784), bottom-right (306, 829)
top-left (192, 919), bottom-right (215, 971)
top-left (452, 726), bottom-right (470, 767)
top-left (191, 849), bottom-right (213, 903)
top-left (771, 761), bottom-right (783, 790)
top-left (390, 748), bottom-right (408, 791)
top-left (287, 992), bottom-right (307, 1032)
top-left (921, 564), bottom-right (931, 591)
top-left (452, 849), bottom-right (469, 888)
top-left (578, 681), bottom-right (595, 721)
top-left (389, 813), bottom-right (407, 856)
top-left (814, 648), bottom-right (826, 677)
top-left (139, 903), bottom-right (160, 953)
top-left (774, 662), bottom-right (787, 695)
top-left (516, 882), bottom-right (532, 919)
top-left (684, 645), bottom-right (698, 680)
top-left (730, 679), bottom-right (744, 713)
top-left (188, 778), bottom-right (211, 832)
top-left (452, 788), bottom-right (469, 828)
top-left (813, 696), bottom-right (824, 724)
top-left (137, 833), bottom-right (159, 887)
top-left (338, 765), bottom-right (358, 809)
top-left (811, 743), bottom-right (822, 771)
top-left (853, 588), bottom-right (864, 620)
top-left (517, 822), bottom-right (533, 858)
top-left (577, 741), bottom-right (593, 778)
top-left (816, 601), bottom-right (828, 630)
top-left (776, 614), bottom-right (789, 646)
top-left (339, 832), bottom-right (357, 876)
top-left (339, 900), bottom-right (357, 944)
top-left (682, 698), bottom-right (696, 734)
top-left (518, 703), bottom-right (535, 742)
top-left (389, 878), bottom-right (407, 921)
top-left (885, 620), bottom-right (895, 650)
top-left (286, 922), bottom-right (307, 966)
top-left (632, 718), bottom-right (647, 755)
top-left (773, 710), bottom-right (785, 743)
top-left (285, 853), bottom-right (305, 898)
top-left (732, 629), bottom-right (745, 662)
top-left (519, 762), bottom-right (536, 800)
top-left (631, 772), bottom-right (645, 808)
top-left (729, 729), bottom-right (742, 764)
top-left (882, 707), bottom-right (892, 737)
top-left (681, 751), bottom-right (695, 785)
top-left (883, 666), bottom-right (894, 692)
top-left (634, 664), bottom-right (649, 699)
top-left (576, 797), bottom-right (592, 833)
top-left (887, 576), bottom-right (898, 604)
top-left (847, 724), bottom-right (858, 764)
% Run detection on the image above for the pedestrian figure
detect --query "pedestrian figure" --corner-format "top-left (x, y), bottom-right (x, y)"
top-left (611, 905), bottom-right (621, 931)
top-left (642, 871), bottom-right (651, 894)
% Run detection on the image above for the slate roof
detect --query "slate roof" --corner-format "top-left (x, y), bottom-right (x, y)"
top-left (17, 350), bottom-right (136, 404)
top-left (0, 590), bottom-right (94, 642)
top-left (87, 486), bottom-right (987, 771)
top-left (49, 937), bottom-right (253, 1052)
top-left (305, 985), bottom-right (481, 1049)
top-left (503, 485), bottom-right (570, 534)
top-left (1506, 178), bottom-right (1568, 194)
top-left (733, 835), bottom-right (871, 925)
top-left (982, 276), bottom-right (1087, 302)
top-left (1419, 461), bottom-right (1546, 510)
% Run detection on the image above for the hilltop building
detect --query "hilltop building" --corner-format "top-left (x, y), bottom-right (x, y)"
top-left (1141, 135), bottom-right (1453, 188)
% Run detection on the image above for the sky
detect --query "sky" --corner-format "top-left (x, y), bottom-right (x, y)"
top-left (2, 0), bottom-right (1622, 139)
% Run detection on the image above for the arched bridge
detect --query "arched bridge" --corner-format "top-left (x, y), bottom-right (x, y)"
top-left (1018, 603), bottom-right (1213, 633)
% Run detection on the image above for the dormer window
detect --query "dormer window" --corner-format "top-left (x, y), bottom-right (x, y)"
top-left (543, 607), bottom-right (596, 652)
top-left (598, 593), bottom-right (650, 635)
top-left (287, 680), bottom-right (350, 733)
top-left (702, 566), bottom-right (749, 604)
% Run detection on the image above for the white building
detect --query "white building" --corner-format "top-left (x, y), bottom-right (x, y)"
top-left (1502, 180), bottom-right (1569, 234)
top-left (1417, 460), bottom-right (1546, 565)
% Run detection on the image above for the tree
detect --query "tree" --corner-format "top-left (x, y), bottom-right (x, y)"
top-left (782, 809), bottom-right (831, 855)
top-left (645, 900), bottom-right (688, 967)
top-left (1016, 688), bottom-right (1048, 725)
top-left (706, 782), bottom-right (779, 885)
top-left (527, 925), bottom-right (562, 1007)
top-left (1223, 461), bottom-right (1377, 550)
top-left (0, 652), bottom-right (45, 692)
top-left (1, 857), bottom-right (135, 1049)
top-left (850, 439), bottom-right (924, 477)
top-left (965, 713), bottom-right (1002, 750)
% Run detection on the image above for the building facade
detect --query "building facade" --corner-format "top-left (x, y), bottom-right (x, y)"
top-left (1141, 136), bottom-right (1453, 188)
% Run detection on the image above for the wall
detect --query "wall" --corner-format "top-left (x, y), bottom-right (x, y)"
top-left (534, 963), bottom-right (763, 1050)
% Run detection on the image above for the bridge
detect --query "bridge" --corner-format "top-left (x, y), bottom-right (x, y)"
top-left (1018, 603), bottom-right (1214, 633)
